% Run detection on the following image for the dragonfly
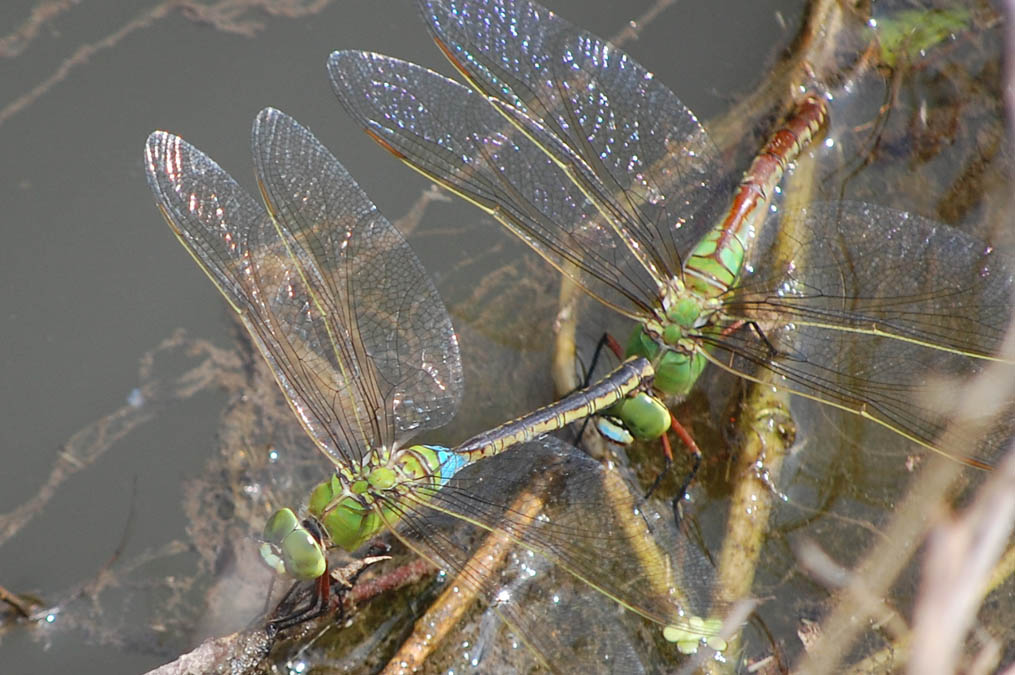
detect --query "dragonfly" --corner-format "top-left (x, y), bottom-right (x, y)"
top-left (326, 0), bottom-right (1014, 471)
top-left (144, 107), bottom-right (727, 667)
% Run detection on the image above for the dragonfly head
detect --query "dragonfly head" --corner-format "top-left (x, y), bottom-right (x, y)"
top-left (307, 473), bottom-right (389, 553)
top-left (602, 392), bottom-right (671, 441)
top-left (259, 507), bottom-right (328, 580)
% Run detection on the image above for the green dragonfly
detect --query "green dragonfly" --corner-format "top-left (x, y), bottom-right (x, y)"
top-left (326, 0), bottom-right (1013, 470)
top-left (144, 108), bottom-right (726, 666)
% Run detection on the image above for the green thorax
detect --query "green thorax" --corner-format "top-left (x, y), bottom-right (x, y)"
top-left (308, 444), bottom-right (454, 553)
top-left (628, 276), bottom-right (717, 398)
top-left (625, 222), bottom-right (748, 397)
top-left (259, 444), bottom-right (457, 580)
top-left (626, 323), bottom-right (707, 398)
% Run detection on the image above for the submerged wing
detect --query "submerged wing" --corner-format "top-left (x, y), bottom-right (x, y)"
top-left (376, 436), bottom-right (727, 670)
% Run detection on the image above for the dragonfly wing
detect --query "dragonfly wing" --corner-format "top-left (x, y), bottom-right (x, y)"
top-left (145, 123), bottom-right (461, 466)
top-left (252, 108), bottom-right (463, 451)
top-left (377, 436), bottom-right (724, 669)
top-left (418, 0), bottom-right (731, 282)
top-left (145, 131), bottom-right (365, 464)
top-left (714, 201), bottom-right (1014, 464)
top-left (328, 50), bottom-right (662, 321)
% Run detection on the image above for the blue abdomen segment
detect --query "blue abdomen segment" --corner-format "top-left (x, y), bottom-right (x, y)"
top-left (432, 445), bottom-right (468, 486)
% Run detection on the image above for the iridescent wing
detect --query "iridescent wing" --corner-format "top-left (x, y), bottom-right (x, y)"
top-left (144, 109), bottom-right (463, 465)
top-left (329, 50), bottom-right (664, 320)
top-left (416, 0), bottom-right (732, 287)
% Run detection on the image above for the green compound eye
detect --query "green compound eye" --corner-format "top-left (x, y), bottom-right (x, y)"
top-left (259, 508), bottom-right (326, 580)
top-left (609, 392), bottom-right (670, 441)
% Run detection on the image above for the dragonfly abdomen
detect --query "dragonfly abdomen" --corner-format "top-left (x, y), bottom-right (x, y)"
top-left (684, 93), bottom-right (829, 298)
top-left (454, 356), bottom-right (657, 460)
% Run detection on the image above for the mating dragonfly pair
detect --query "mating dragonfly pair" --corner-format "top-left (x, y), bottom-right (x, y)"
top-left (144, 0), bottom-right (1013, 670)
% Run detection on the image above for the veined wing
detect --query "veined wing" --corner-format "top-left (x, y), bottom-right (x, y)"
top-left (328, 50), bottom-right (663, 321)
top-left (417, 0), bottom-right (732, 286)
top-left (252, 108), bottom-right (463, 452)
top-left (708, 202), bottom-right (1014, 465)
top-left (376, 436), bottom-right (723, 670)
top-left (144, 112), bottom-right (462, 466)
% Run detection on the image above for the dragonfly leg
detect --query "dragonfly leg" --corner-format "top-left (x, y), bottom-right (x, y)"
top-left (742, 320), bottom-right (779, 359)
top-left (267, 570), bottom-right (333, 633)
top-left (261, 574), bottom-right (278, 621)
top-left (575, 332), bottom-right (627, 441)
top-left (604, 333), bottom-right (626, 361)
top-left (644, 411), bottom-right (702, 523)
top-left (266, 554), bottom-right (391, 634)
top-left (642, 433), bottom-right (673, 500)
top-left (365, 540), bottom-right (391, 558)
top-left (581, 332), bottom-right (626, 388)
top-left (264, 577), bottom-right (305, 634)
top-left (670, 416), bottom-right (703, 525)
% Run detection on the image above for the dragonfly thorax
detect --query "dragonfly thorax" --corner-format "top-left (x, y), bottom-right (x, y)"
top-left (665, 295), bottom-right (704, 333)
top-left (627, 286), bottom-right (713, 398)
top-left (657, 284), bottom-right (721, 344)
top-left (258, 443), bottom-right (456, 579)
top-left (305, 444), bottom-right (454, 555)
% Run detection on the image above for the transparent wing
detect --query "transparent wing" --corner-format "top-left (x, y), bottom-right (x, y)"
top-left (252, 108), bottom-right (463, 451)
top-left (329, 50), bottom-right (665, 320)
top-left (417, 0), bottom-right (732, 283)
top-left (710, 202), bottom-right (1014, 464)
top-left (144, 115), bottom-right (461, 466)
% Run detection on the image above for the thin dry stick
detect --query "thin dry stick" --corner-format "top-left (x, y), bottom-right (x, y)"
top-left (0, 0), bottom-right (335, 128)
top-left (0, 3), bottom-right (172, 128)
top-left (0, 0), bottom-right (80, 57)
top-left (907, 444), bottom-right (1015, 673)
top-left (0, 332), bottom-right (240, 546)
top-left (793, 325), bottom-right (1015, 673)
